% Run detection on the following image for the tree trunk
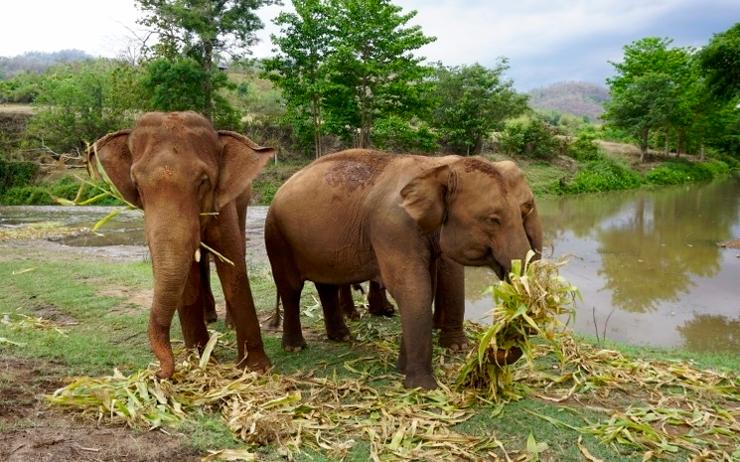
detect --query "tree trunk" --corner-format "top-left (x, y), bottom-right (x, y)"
top-left (640, 129), bottom-right (649, 163)
top-left (676, 130), bottom-right (685, 158)
top-left (700, 142), bottom-right (705, 161)
top-left (664, 131), bottom-right (669, 156)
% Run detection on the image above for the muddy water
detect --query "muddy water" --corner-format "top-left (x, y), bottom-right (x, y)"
top-left (467, 178), bottom-right (740, 353)
top-left (1, 178), bottom-right (739, 353)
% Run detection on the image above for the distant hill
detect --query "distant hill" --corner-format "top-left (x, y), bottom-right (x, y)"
top-left (0, 50), bottom-right (93, 79)
top-left (527, 81), bottom-right (609, 122)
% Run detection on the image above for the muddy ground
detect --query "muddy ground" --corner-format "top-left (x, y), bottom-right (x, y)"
top-left (0, 357), bottom-right (199, 462)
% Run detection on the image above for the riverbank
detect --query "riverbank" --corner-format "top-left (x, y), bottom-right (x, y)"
top-left (1, 141), bottom-right (737, 206)
top-left (0, 242), bottom-right (737, 461)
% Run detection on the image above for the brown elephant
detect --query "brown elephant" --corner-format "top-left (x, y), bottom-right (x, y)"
top-left (88, 111), bottom-right (274, 379)
top-left (264, 150), bottom-right (533, 389)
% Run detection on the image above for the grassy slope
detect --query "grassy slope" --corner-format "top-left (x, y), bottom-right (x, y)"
top-left (1, 249), bottom-right (736, 460)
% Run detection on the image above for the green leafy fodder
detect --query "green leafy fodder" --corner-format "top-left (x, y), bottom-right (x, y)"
top-left (456, 253), bottom-right (579, 401)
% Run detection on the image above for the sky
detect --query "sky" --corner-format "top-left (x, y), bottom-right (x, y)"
top-left (0, 0), bottom-right (738, 90)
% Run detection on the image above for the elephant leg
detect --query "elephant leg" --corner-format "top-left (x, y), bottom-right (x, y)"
top-left (435, 257), bottom-right (467, 351)
top-left (199, 252), bottom-right (218, 324)
top-left (379, 256), bottom-right (437, 390)
top-left (207, 215), bottom-right (270, 372)
top-left (339, 284), bottom-right (360, 320)
top-left (179, 259), bottom-right (210, 350)
top-left (367, 281), bottom-right (395, 317)
top-left (278, 280), bottom-right (306, 352)
top-left (316, 283), bottom-right (351, 341)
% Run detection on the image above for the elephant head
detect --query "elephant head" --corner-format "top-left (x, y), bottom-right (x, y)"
top-left (88, 112), bottom-right (274, 376)
top-left (494, 160), bottom-right (543, 259)
top-left (401, 156), bottom-right (533, 279)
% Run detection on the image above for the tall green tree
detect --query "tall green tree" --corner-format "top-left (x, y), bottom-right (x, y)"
top-left (263, 0), bottom-right (333, 157)
top-left (136, 0), bottom-right (276, 119)
top-left (699, 22), bottom-right (740, 101)
top-left (324, 0), bottom-right (436, 148)
top-left (605, 72), bottom-right (675, 161)
top-left (431, 62), bottom-right (527, 155)
top-left (605, 38), bottom-right (694, 160)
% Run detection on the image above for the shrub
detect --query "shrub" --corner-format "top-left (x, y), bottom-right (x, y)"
top-left (0, 176), bottom-right (123, 206)
top-left (371, 116), bottom-right (438, 153)
top-left (568, 128), bottom-right (603, 161)
top-left (0, 159), bottom-right (39, 193)
top-left (499, 118), bottom-right (559, 159)
top-left (563, 158), bottom-right (643, 193)
top-left (646, 159), bottom-right (730, 185)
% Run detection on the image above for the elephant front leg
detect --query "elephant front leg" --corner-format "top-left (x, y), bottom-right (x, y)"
top-left (198, 251), bottom-right (218, 324)
top-left (209, 237), bottom-right (271, 372)
top-left (380, 259), bottom-right (437, 390)
top-left (435, 256), bottom-right (468, 351)
top-left (178, 259), bottom-right (211, 350)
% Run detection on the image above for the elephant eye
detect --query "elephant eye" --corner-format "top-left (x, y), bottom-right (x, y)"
top-left (483, 215), bottom-right (501, 225)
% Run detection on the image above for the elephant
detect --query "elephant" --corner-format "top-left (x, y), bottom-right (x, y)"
top-left (264, 150), bottom-right (534, 389)
top-left (88, 111), bottom-right (274, 379)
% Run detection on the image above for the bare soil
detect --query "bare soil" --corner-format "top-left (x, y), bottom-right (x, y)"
top-left (0, 356), bottom-right (199, 462)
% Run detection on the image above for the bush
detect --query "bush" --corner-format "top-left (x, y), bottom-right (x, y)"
top-left (0, 175), bottom-right (123, 206)
top-left (563, 158), bottom-right (643, 193)
top-left (568, 128), bottom-right (603, 161)
top-left (0, 159), bottom-right (39, 194)
top-left (371, 116), bottom-right (438, 153)
top-left (646, 159), bottom-right (730, 185)
top-left (499, 118), bottom-right (559, 159)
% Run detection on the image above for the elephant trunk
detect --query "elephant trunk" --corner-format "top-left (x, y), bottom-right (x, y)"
top-left (145, 205), bottom-right (200, 379)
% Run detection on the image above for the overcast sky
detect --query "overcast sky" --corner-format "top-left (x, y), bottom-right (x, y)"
top-left (1, 0), bottom-right (738, 90)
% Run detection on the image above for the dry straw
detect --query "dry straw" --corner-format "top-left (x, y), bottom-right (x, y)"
top-left (46, 257), bottom-right (739, 460)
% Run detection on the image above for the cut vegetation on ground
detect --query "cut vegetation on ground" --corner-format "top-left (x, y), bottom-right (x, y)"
top-left (1, 246), bottom-right (737, 461)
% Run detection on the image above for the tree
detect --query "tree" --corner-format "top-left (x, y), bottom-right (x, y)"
top-left (263, 0), bottom-right (333, 157)
top-left (136, 0), bottom-right (277, 119)
top-left (324, 0), bottom-right (436, 148)
top-left (605, 72), bottom-right (675, 161)
top-left (431, 62), bottom-right (527, 155)
top-left (699, 22), bottom-right (740, 101)
top-left (605, 38), bottom-right (693, 160)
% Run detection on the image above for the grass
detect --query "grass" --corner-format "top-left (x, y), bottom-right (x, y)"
top-left (1, 247), bottom-right (737, 461)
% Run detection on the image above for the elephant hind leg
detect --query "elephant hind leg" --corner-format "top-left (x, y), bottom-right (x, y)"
top-left (179, 259), bottom-right (210, 351)
top-left (339, 284), bottom-right (360, 320)
top-left (316, 283), bottom-right (351, 341)
top-left (367, 281), bottom-right (395, 317)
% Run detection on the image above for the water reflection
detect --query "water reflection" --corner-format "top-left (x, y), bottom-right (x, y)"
top-left (466, 178), bottom-right (740, 353)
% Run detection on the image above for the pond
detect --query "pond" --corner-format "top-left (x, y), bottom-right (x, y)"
top-left (2, 178), bottom-right (738, 354)
top-left (467, 178), bottom-right (740, 354)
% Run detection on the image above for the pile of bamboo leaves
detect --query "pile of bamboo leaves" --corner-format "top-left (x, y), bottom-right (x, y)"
top-left (456, 252), bottom-right (579, 401)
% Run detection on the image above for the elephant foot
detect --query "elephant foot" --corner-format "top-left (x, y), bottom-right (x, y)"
top-left (368, 301), bottom-right (395, 317)
top-left (439, 332), bottom-right (469, 352)
top-left (327, 326), bottom-right (352, 342)
top-left (242, 352), bottom-right (272, 372)
top-left (282, 336), bottom-right (307, 352)
top-left (205, 309), bottom-right (218, 324)
top-left (156, 362), bottom-right (175, 380)
top-left (341, 304), bottom-right (361, 320)
top-left (404, 373), bottom-right (438, 390)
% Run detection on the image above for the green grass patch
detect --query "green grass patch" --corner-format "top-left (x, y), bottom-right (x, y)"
top-left (562, 158), bottom-right (644, 194)
top-left (0, 175), bottom-right (124, 206)
top-left (645, 159), bottom-right (730, 185)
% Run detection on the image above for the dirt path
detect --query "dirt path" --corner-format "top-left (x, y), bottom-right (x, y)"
top-left (0, 356), bottom-right (199, 462)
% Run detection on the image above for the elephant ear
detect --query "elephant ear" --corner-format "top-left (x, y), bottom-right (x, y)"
top-left (87, 130), bottom-right (141, 208)
top-left (400, 165), bottom-right (450, 233)
top-left (216, 131), bottom-right (275, 210)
